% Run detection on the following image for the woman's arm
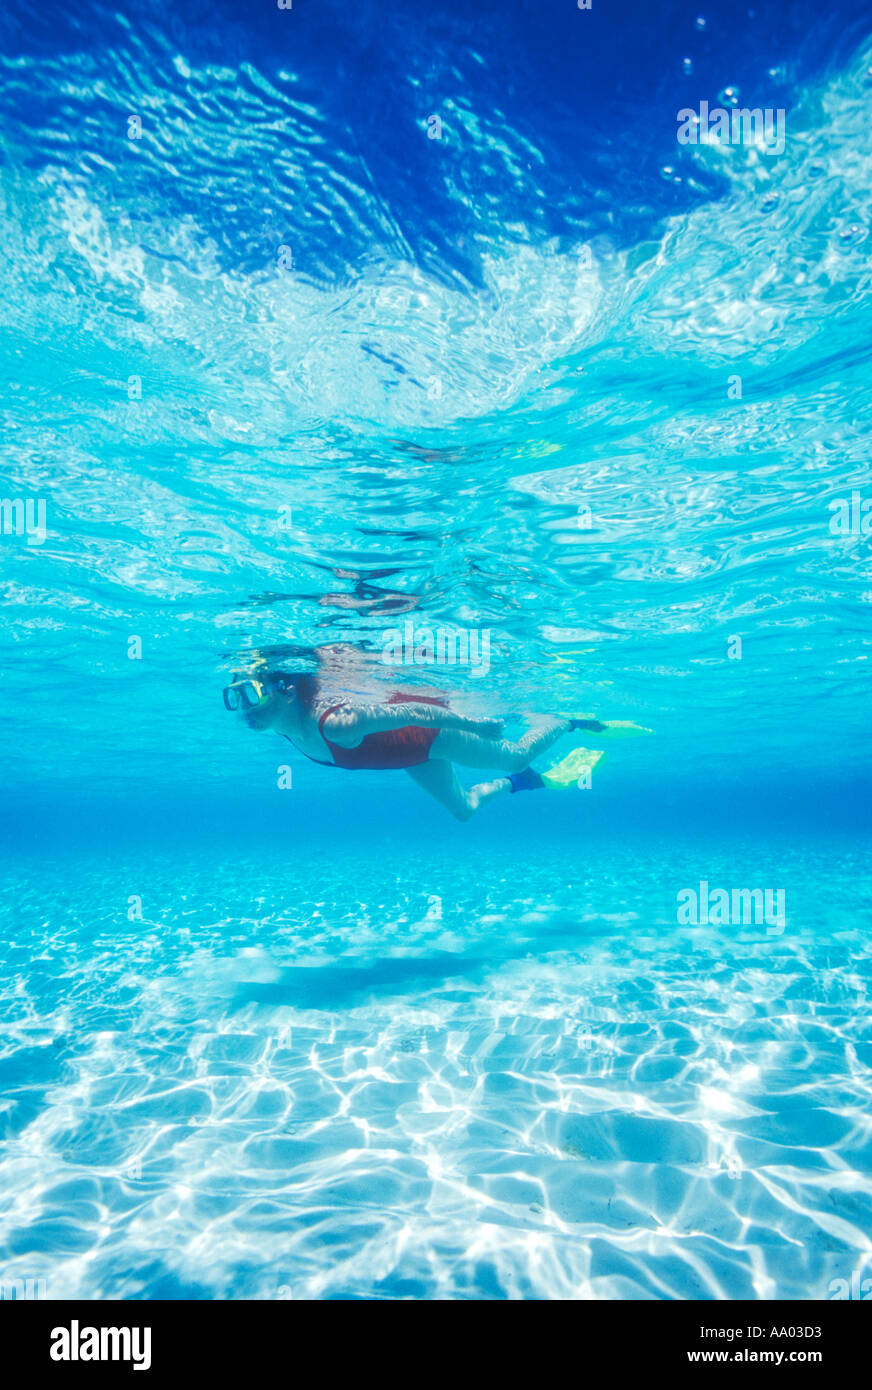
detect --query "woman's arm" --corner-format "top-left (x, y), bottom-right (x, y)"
top-left (322, 701), bottom-right (501, 748)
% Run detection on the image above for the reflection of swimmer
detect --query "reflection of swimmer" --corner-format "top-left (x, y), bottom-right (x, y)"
top-left (223, 659), bottom-right (649, 821)
top-left (317, 567), bottom-right (419, 616)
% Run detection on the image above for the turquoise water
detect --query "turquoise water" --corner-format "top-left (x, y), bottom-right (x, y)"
top-left (1, 0), bottom-right (872, 1300)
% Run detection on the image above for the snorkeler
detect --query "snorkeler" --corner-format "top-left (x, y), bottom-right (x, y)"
top-left (223, 660), bottom-right (648, 821)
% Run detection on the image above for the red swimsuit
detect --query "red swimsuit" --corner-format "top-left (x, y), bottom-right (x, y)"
top-left (317, 691), bottom-right (447, 770)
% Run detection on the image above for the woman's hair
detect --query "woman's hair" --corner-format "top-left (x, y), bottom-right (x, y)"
top-left (264, 668), bottom-right (300, 693)
top-left (226, 643), bottom-right (319, 690)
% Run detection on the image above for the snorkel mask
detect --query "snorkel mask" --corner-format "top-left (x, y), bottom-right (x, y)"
top-left (222, 673), bottom-right (291, 712)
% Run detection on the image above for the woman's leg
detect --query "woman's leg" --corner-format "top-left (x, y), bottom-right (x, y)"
top-left (406, 760), bottom-right (511, 821)
top-left (430, 717), bottom-right (570, 772)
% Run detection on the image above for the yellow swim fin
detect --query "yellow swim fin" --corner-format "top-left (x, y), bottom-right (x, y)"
top-left (540, 746), bottom-right (605, 790)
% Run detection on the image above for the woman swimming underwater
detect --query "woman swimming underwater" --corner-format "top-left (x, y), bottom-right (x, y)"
top-left (223, 654), bottom-right (649, 821)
